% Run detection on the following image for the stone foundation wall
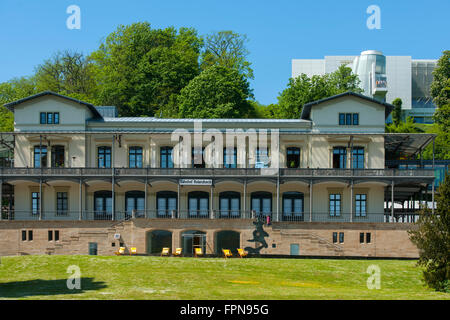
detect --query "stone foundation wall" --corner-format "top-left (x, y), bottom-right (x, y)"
top-left (0, 219), bottom-right (419, 258)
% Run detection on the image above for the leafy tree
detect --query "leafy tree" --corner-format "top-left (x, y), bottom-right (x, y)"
top-left (274, 65), bottom-right (363, 119)
top-left (430, 50), bottom-right (450, 108)
top-left (177, 65), bottom-right (253, 118)
top-left (201, 31), bottom-right (253, 79)
top-left (34, 50), bottom-right (99, 104)
top-left (328, 64), bottom-right (363, 93)
top-left (391, 98), bottom-right (403, 126)
top-left (385, 116), bottom-right (423, 134)
top-left (90, 22), bottom-right (202, 117)
top-left (0, 77), bottom-right (38, 132)
top-left (409, 171), bottom-right (450, 292)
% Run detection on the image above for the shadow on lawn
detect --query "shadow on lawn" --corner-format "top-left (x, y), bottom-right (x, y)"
top-left (0, 278), bottom-right (107, 298)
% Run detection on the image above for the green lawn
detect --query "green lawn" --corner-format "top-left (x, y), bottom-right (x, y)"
top-left (0, 255), bottom-right (448, 300)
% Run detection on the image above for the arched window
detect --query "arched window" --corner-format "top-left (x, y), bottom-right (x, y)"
top-left (251, 192), bottom-right (272, 218)
top-left (282, 192), bottom-right (304, 221)
top-left (157, 191), bottom-right (177, 218)
top-left (94, 191), bottom-right (112, 220)
top-left (125, 191), bottom-right (145, 218)
top-left (188, 191), bottom-right (209, 218)
top-left (219, 191), bottom-right (240, 218)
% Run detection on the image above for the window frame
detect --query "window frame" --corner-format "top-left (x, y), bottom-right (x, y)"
top-left (97, 146), bottom-right (112, 168)
top-left (129, 146), bottom-right (143, 168)
top-left (160, 146), bottom-right (174, 168)
top-left (329, 193), bottom-right (342, 217)
top-left (355, 193), bottom-right (367, 217)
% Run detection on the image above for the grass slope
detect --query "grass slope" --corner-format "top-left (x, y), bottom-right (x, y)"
top-left (0, 255), bottom-right (449, 300)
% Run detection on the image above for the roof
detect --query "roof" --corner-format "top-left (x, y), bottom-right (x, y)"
top-left (300, 91), bottom-right (394, 120)
top-left (92, 117), bottom-right (310, 124)
top-left (3, 91), bottom-right (103, 119)
top-left (384, 133), bottom-right (436, 157)
top-left (95, 106), bottom-right (118, 118)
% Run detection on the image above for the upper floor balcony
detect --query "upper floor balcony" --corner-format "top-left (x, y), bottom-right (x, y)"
top-left (0, 167), bottom-right (436, 181)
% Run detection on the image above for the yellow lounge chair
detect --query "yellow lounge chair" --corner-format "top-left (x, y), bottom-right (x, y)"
top-left (161, 247), bottom-right (170, 256)
top-left (222, 249), bottom-right (232, 258)
top-left (237, 248), bottom-right (248, 258)
top-left (173, 248), bottom-right (183, 257)
top-left (115, 247), bottom-right (126, 255)
top-left (130, 247), bottom-right (137, 255)
top-left (194, 247), bottom-right (203, 257)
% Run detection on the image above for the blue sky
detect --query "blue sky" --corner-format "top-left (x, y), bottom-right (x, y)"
top-left (0, 0), bottom-right (448, 105)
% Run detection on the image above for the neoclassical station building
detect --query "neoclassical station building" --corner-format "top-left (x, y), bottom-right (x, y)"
top-left (0, 91), bottom-right (438, 257)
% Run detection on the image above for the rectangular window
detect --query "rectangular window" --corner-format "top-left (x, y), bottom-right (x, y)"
top-left (55, 230), bottom-right (60, 241)
top-left (346, 113), bottom-right (352, 125)
top-left (54, 112), bottom-right (60, 124)
top-left (366, 233), bottom-right (371, 243)
top-left (286, 147), bottom-right (300, 168)
top-left (339, 113), bottom-right (359, 126)
top-left (28, 230), bottom-right (33, 241)
top-left (129, 146), bottom-right (143, 168)
top-left (48, 230), bottom-right (53, 241)
top-left (56, 192), bottom-right (68, 216)
top-left (339, 232), bottom-right (344, 243)
top-left (34, 146), bottom-right (48, 168)
top-left (47, 112), bottom-right (53, 124)
top-left (333, 147), bottom-right (347, 169)
top-left (332, 232), bottom-right (338, 243)
top-left (192, 147), bottom-right (205, 168)
top-left (355, 194), bottom-right (367, 217)
top-left (339, 113), bottom-right (345, 125)
top-left (352, 147), bottom-right (364, 169)
top-left (329, 194), bottom-right (341, 216)
top-left (160, 147), bottom-right (173, 168)
top-left (256, 148), bottom-right (269, 168)
top-left (98, 146), bottom-right (111, 168)
top-left (22, 230), bottom-right (27, 241)
top-left (360, 232), bottom-right (364, 243)
top-left (31, 192), bottom-right (40, 215)
top-left (40, 112), bottom-right (46, 124)
top-left (223, 147), bottom-right (237, 168)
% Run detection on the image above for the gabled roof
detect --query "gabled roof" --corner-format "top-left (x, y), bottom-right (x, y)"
top-left (300, 91), bottom-right (394, 120)
top-left (4, 91), bottom-right (103, 119)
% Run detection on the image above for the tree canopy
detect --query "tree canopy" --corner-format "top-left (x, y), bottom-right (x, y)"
top-left (268, 65), bottom-right (363, 119)
top-left (177, 65), bottom-right (253, 118)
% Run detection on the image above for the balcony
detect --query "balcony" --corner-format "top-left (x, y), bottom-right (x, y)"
top-left (1, 209), bottom-right (402, 223)
top-left (0, 167), bottom-right (436, 180)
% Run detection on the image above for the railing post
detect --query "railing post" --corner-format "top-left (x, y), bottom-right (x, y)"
top-left (276, 172), bottom-right (280, 222)
top-left (79, 177), bottom-right (82, 221)
top-left (0, 178), bottom-right (2, 221)
top-left (144, 174), bottom-right (148, 219)
top-left (432, 137), bottom-right (435, 215)
top-left (243, 178), bottom-right (247, 219)
top-left (39, 177), bottom-right (42, 221)
top-left (309, 179), bottom-right (313, 222)
top-left (391, 180), bottom-right (395, 222)
top-left (350, 179), bottom-right (353, 223)
top-left (210, 182), bottom-right (214, 219)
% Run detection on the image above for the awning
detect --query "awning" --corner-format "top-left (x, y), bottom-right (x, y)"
top-left (384, 133), bottom-right (435, 157)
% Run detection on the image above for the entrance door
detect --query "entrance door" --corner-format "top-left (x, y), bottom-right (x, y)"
top-left (181, 231), bottom-right (206, 255)
top-left (290, 243), bottom-right (299, 255)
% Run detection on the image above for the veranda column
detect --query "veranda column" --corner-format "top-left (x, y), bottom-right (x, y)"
top-left (276, 175), bottom-right (280, 222)
top-left (79, 177), bottom-right (82, 220)
top-left (111, 135), bottom-right (115, 221)
top-left (177, 181), bottom-right (180, 218)
top-left (39, 178), bottom-right (43, 221)
top-left (0, 179), bottom-right (2, 221)
top-left (350, 180), bottom-right (353, 222)
top-left (432, 137), bottom-right (435, 214)
top-left (391, 180), bottom-right (394, 222)
top-left (243, 178), bottom-right (247, 218)
top-left (309, 179), bottom-right (313, 222)
top-left (210, 183), bottom-right (214, 219)
top-left (144, 175), bottom-right (148, 218)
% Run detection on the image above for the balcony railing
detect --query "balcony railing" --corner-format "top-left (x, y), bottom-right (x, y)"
top-left (1, 209), bottom-right (418, 223)
top-left (0, 167), bottom-right (436, 179)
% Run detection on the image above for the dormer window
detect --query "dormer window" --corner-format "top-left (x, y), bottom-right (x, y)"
top-left (40, 112), bottom-right (60, 125)
top-left (339, 113), bottom-right (359, 126)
